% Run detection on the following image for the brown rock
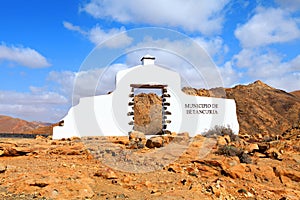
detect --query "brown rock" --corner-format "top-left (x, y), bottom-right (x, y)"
top-left (217, 136), bottom-right (228, 146)
top-left (128, 131), bottom-right (146, 149)
top-left (121, 176), bottom-right (132, 184)
top-left (223, 135), bottom-right (231, 143)
top-left (253, 152), bottom-right (267, 158)
top-left (129, 131), bottom-right (146, 141)
top-left (146, 136), bottom-right (164, 148)
top-left (35, 135), bottom-right (46, 140)
top-left (266, 148), bottom-right (283, 160)
top-left (167, 164), bottom-right (183, 173)
top-left (0, 164), bottom-right (6, 173)
top-left (94, 169), bottom-right (118, 179)
top-left (224, 164), bottom-right (246, 179)
top-left (245, 143), bottom-right (259, 153)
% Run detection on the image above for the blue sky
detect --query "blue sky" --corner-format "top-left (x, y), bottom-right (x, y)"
top-left (0, 0), bottom-right (300, 122)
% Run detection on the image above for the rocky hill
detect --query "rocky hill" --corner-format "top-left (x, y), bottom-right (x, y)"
top-left (291, 90), bottom-right (300, 99)
top-left (226, 80), bottom-right (300, 136)
top-left (0, 115), bottom-right (47, 134)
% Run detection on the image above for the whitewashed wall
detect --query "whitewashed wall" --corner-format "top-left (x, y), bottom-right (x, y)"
top-left (53, 59), bottom-right (239, 139)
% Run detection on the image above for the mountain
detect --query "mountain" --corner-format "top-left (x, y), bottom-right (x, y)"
top-left (0, 115), bottom-right (49, 134)
top-left (225, 80), bottom-right (300, 135)
top-left (290, 90), bottom-right (300, 99)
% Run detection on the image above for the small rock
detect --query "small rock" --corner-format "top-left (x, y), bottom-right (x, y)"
top-left (146, 136), bottom-right (164, 148)
top-left (266, 148), bottom-right (283, 160)
top-left (253, 152), bottom-right (267, 158)
top-left (129, 131), bottom-right (146, 141)
top-left (211, 186), bottom-right (221, 198)
top-left (128, 131), bottom-right (146, 149)
top-left (217, 136), bottom-right (228, 146)
top-left (223, 135), bottom-right (231, 143)
top-left (245, 143), bottom-right (259, 153)
top-left (0, 150), bottom-right (4, 156)
top-left (94, 169), bottom-right (118, 179)
top-left (35, 135), bottom-right (45, 140)
top-left (177, 132), bottom-right (189, 139)
top-left (122, 176), bottom-right (132, 184)
top-left (144, 181), bottom-right (152, 188)
top-left (167, 164), bottom-right (183, 173)
top-left (0, 164), bottom-right (7, 173)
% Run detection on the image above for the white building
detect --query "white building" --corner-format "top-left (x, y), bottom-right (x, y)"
top-left (53, 55), bottom-right (239, 139)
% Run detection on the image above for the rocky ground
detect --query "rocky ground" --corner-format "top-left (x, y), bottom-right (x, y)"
top-left (0, 127), bottom-right (299, 200)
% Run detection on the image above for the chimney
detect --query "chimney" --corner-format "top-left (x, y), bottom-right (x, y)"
top-left (141, 54), bottom-right (155, 65)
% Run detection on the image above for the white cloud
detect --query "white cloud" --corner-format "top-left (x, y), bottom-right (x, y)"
top-left (265, 72), bottom-right (300, 92)
top-left (89, 25), bottom-right (133, 48)
top-left (0, 90), bottom-right (68, 122)
top-left (63, 21), bottom-right (133, 48)
top-left (218, 61), bottom-right (242, 88)
top-left (62, 21), bottom-right (86, 35)
top-left (275, 0), bottom-right (300, 12)
top-left (0, 44), bottom-right (51, 68)
top-left (81, 0), bottom-right (229, 35)
top-left (0, 91), bottom-right (67, 105)
top-left (194, 36), bottom-right (229, 63)
top-left (235, 7), bottom-right (300, 48)
top-left (232, 48), bottom-right (300, 91)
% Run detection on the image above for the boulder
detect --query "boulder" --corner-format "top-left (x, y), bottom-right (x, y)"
top-left (217, 136), bottom-right (228, 146)
top-left (0, 164), bottom-right (6, 173)
top-left (146, 136), bottom-right (164, 148)
top-left (266, 148), bottom-right (283, 160)
top-left (128, 131), bottom-right (146, 149)
top-left (129, 131), bottom-right (146, 141)
top-left (94, 168), bottom-right (118, 179)
top-left (245, 143), bottom-right (259, 153)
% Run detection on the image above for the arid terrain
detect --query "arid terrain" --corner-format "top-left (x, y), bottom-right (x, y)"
top-left (0, 129), bottom-right (299, 199)
top-left (0, 80), bottom-right (299, 199)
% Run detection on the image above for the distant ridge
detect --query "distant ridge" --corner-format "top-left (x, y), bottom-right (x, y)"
top-left (290, 90), bottom-right (300, 99)
top-left (0, 115), bottom-right (51, 134)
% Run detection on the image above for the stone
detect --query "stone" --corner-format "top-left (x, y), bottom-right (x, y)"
top-left (128, 131), bottom-right (146, 149)
top-left (245, 143), bottom-right (259, 153)
top-left (223, 135), bottom-right (231, 143)
top-left (35, 135), bottom-right (46, 140)
top-left (121, 176), bottom-right (132, 184)
top-left (211, 186), bottom-right (221, 198)
top-left (0, 164), bottom-right (6, 173)
top-left (217, 136), bottom-right (227, 146)
top-left (113, 136), bottom-right (130, 145)
top-left (94, 169), bottom-right (118, 179)
top-left (146, 136), bottom-right (164, 148)
top-left (253, 152), bottom-right (267, 158)
top-left (224, 164), bottom-right (246, 179)
top-left (266, 148), bottom-right (283, 160)
top-left (129, 131), bottom-right (146, 141)
top-left (167, 164), bottom-right (183, 173)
